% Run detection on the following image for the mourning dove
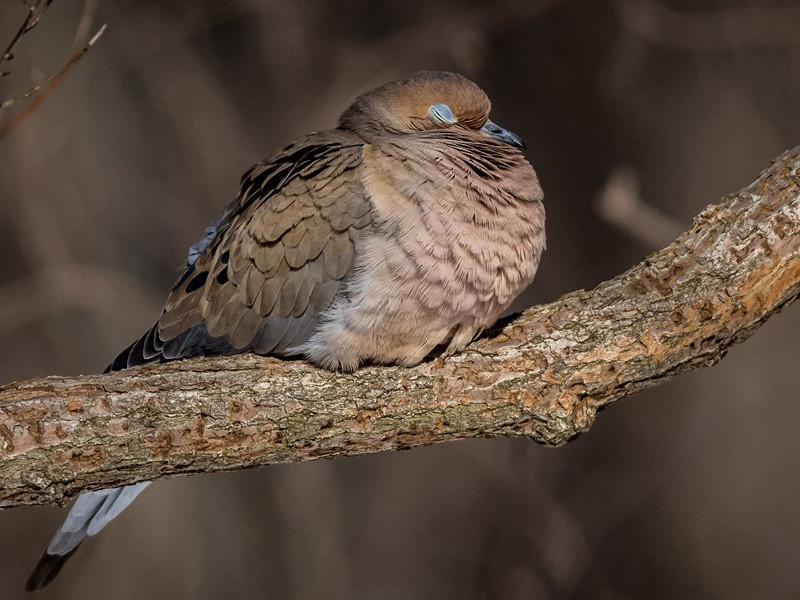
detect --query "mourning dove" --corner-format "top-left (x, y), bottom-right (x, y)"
top-left (26, 71), bottom-right (545, 590)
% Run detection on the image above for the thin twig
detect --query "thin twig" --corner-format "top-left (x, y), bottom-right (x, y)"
top-left (0, 23), bottom-right (106, 135)
top-left (1, 0), bottom-right (53, 75)
top-left (69, 0), bottom-right (98, 55)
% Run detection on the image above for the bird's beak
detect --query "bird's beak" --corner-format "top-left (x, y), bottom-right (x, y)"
top-left (480, 120), bottom-right (526, 149)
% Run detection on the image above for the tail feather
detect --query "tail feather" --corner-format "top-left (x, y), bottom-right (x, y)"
top-left (105, 322), bottom-right (164, 372)
top-left (105, 321), bottom-right (237, 372)
top-left (25, 483), bottom-right (151, 590)
top-left (28, 321), bottom-right (235, 589)
top-left (25, 547), bottom-right (80, 591)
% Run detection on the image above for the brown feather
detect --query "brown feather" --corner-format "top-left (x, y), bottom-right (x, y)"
top-left (158, 131), bottom-right (368, 350)
top-left (323, 232), bottom-right (353, 280)
top-left (291, 263), bottom-right (316, 317)
top-left (274, 264), bottom-right (308, 318)
top-left (251, 242), bottom-right (285, 278)
top-left (257, 259), bottom-right (290, 315)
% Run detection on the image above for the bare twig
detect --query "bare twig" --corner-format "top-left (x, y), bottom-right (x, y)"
top-left (0, 0), bottom-right (106, 137)
top-left (68, 0), bottom-right (98, 55)
top-left (1, 146), bottom-right (799, 509)
top-left (1, 0), bottom-right (53, 75)
top-left (0, 23), bottom-right (106, 131)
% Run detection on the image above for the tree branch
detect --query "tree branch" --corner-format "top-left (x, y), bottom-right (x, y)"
top-left (2, 146), bottom-right (800, 509)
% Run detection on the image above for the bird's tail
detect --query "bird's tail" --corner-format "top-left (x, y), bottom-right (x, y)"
top-left (25, 548), bottom-right (80, 591)
top-left (25, 481), bottom-right (151, 590)
top-left (27, 321), bottom-right (234, 590)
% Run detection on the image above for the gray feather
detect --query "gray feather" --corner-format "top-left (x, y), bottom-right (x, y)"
top-left (46, 483), bottom-right (151, 555)
top-left (186, 218), bottom-right (222, 267)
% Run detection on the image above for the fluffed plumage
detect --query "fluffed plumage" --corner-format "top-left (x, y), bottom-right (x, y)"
top-left (27, 70), bottom-right (545, 590)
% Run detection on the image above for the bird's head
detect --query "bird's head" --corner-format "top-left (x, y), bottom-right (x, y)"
top-left (338, 71), bottom-right (525, 149)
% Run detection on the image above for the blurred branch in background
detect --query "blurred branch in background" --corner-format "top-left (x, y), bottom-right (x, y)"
top-left (2, 145), bottom-right (799, 509)
top-left (0, 0), bottom-right (106, 137)
top-left (0, 264), bottom-right (165, 338)
top-left (613, 0), bottom-right (800, 50)
top-left (596, 166), bottom-right (684, 248)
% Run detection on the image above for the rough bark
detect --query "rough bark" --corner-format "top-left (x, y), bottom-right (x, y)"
top-left (2, 146), bottom-right (800, 509)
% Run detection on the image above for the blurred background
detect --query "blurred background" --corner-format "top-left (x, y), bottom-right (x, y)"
top-left (1, 1), bottom-right (799, 598)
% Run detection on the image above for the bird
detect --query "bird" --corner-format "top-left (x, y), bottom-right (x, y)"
top-left (25, 70), bottom-right (545, 590)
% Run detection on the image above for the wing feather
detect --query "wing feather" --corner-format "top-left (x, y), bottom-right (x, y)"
top-left (154, 130), bottom-right (371, 359)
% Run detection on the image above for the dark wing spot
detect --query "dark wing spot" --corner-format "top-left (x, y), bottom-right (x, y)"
top-left (186, 271), bottom-right (209, 293)
top-left (215, 267), bottom-right (229, 285)
top-left (300, 164), bottom-right (327, 181)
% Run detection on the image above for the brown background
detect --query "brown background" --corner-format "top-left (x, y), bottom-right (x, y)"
top-left (1, 1), bottom-right (799, 598)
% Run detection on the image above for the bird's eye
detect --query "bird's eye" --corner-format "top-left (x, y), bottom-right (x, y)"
top-left (428, 103), bottom-right (457, 125)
